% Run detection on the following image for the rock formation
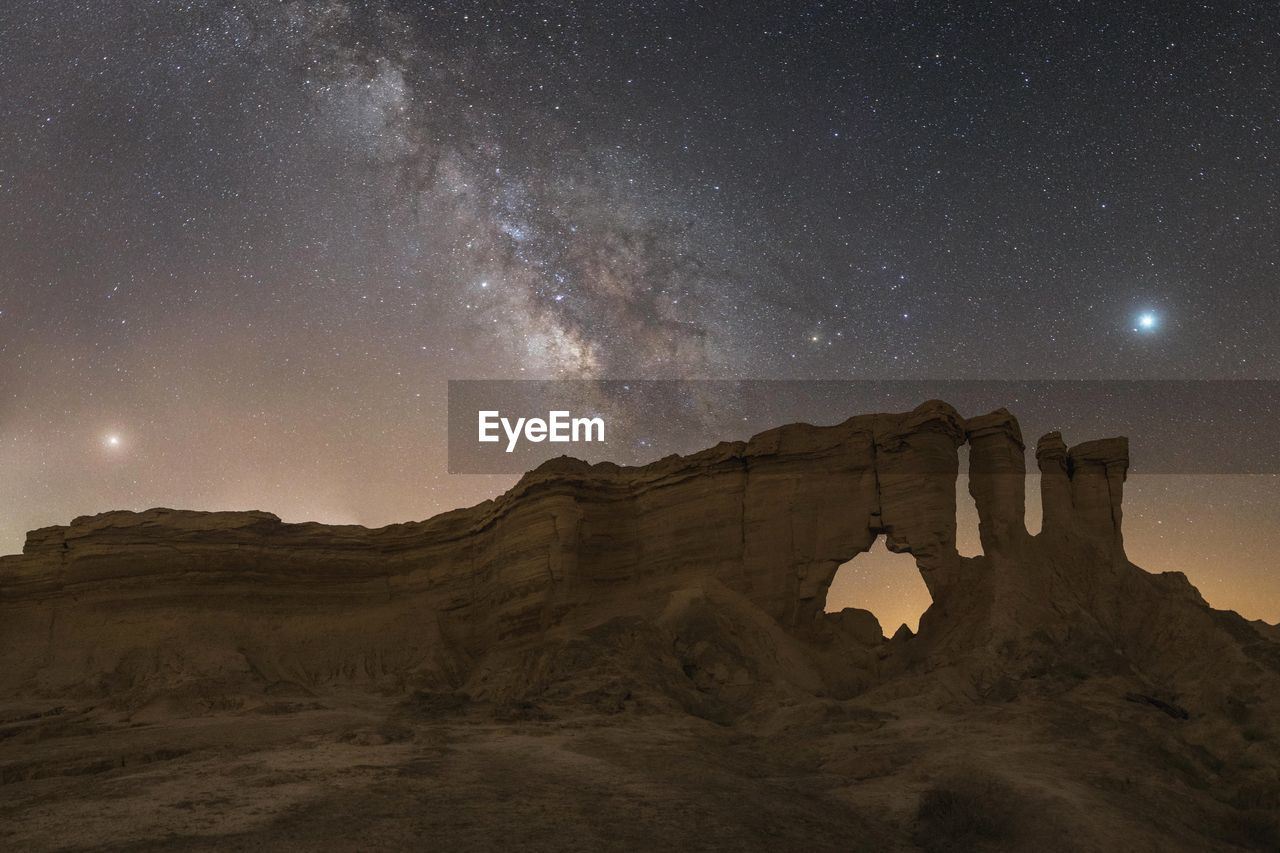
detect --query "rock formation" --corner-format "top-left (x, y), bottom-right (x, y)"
top-left (3, 401), bottom-right (1279, 851)
top-left (0, 400), bottom-right (1273, 705)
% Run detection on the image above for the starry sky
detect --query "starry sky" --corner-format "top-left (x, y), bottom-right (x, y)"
top-left (1, 1), bottom-right (1277, 631)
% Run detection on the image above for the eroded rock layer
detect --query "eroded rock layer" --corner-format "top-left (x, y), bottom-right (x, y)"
top-left (0, 401), bottom-right (1275, 722)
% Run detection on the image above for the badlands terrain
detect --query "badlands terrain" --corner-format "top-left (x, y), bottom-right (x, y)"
top-left (2, 402), bottom-right (1278, 851)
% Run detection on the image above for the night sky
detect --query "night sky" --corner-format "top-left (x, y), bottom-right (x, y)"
top-left (2, 1), bottom-right (1277, 631)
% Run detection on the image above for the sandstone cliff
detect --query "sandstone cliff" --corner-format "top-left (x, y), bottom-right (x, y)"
top-left (3, 402), bottom-right (1279, 850)
top-left (1, 401), bottom-right (1274, 713)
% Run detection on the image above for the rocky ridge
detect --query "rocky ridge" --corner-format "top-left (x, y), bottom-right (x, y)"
top-left (3, 401), bottom-right (1279, 851)
top-left (1, 401), bottom-right (1274, 710)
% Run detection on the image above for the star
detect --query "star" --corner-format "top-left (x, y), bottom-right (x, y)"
top-left (0, 0), bottom-right (1275, 636)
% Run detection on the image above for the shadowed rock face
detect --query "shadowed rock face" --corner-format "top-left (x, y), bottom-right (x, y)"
top-left (6, 401), bottom-right (1280, 852)
top-left (0, 401), bottom-right (1274, 720)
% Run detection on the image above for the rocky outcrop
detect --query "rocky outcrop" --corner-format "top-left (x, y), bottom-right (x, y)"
top-left (1036, 431), bottom-right (1128, 555)
top-left (964, 408), bottom-right (1028, 553)
top-left (0, 401), bottom-right (1275, 724)
top-left (5, 400), bottom-right (1280, 852)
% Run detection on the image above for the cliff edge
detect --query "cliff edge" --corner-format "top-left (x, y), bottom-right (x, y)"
top-left (3, 402), bottom-right (1279, 851)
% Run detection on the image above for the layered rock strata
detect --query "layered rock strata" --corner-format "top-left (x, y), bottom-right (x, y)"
top-left (0, 401), bottom-right (1274, 719)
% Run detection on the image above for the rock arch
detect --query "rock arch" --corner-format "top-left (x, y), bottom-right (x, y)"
top-left (0, 400), bottom-right (1131, 696)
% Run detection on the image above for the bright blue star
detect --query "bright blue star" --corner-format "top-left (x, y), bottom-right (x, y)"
top-left (1135, 312), bottom-right (1158, 332)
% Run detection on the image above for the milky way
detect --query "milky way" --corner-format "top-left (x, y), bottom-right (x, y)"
top-left (2, 1), bottom-right (1278, 630)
